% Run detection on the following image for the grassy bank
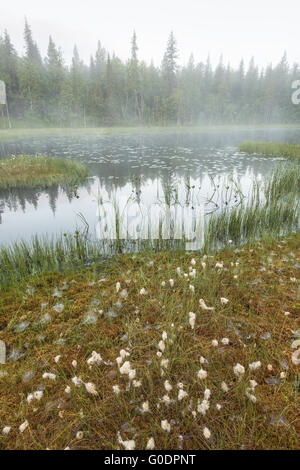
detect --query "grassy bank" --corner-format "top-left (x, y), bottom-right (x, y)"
top-left (1, 124), bottom-right (300, 141)
top-left (0, 232), bottom-right (299, 450)
top-left (239, 141), bottom-right (300, 159)
top-left (0, 155), bottom-right (87, 189)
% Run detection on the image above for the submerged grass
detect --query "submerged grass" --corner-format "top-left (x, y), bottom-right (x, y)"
top-left (204, 161), bottom-right (300, 251)
top-left (0, 155), bottom-right (87, 189)
top-left (0, 232), bottom-right (299, 449)
top-left (239, 141), bottom-right (300, 159)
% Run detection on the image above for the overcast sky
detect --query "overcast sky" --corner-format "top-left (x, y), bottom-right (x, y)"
top-left (0, 0), bottom-right (299, 69)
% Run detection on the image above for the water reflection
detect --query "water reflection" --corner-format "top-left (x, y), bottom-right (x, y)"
top-left (0, 130), bottom-right (298, 246)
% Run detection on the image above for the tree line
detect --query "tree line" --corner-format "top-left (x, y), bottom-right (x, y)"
top-left (0, 21), bottom-right (299, 127)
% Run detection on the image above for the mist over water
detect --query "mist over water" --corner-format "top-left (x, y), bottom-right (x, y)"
top-left (0, 128), bottom-right (298, 247)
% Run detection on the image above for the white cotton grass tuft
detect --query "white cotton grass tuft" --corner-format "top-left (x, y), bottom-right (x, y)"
top-left (116, 282), bottom-right (121, 293)
top-left (189, 312), bottom-right (196, 329)
top-left (42, 372), bottom-right (56, 381)
top-left (203, 427), bottom-right (211, 439)
top-left (119, 361), bottom-right (132, 375)
top-left (140, 288), bottom-right (148, 295)
top-left (211, 339), bottom-right (218, 347)
top-left (19, 420), bottom-right (29, 433)
top-left (2, 426), bottom-right (11, 435)
top-left (200, 356), bottom-right (207, 364)
top-left (65, 386), bottom-right (71, 394)
top-left (72, 360), bottom-right (77, 369)
top-left (220, 297), bottom-right (229, 305)
top-left (164, 380), bottom-right (173, 392)
top-left (162, 395), bottom-right (171, 405)
top-left (158, 340), bottom-right (165, 352)
top-left (161, 359), bottom-right (169, 369)
top-left (76, 431), bottom-right (83, 440)
top-left (291, 349), bottom-right (300, 365)
top-left (199, 299), bottom-right (214, 311)
top-left (54, 355), bottom-right (61, 363)
top-left (117, 432), bottom-right (136, 450)
top-left (141, 401), bottom-right (150, 413)
top-left (113, 385), bottom-right (121, 395)
top-left (132, 380), bottom-right (142, 388)
top-left (169, 279), bottom-right (174, 287)
top-left (84, 382), bottom-right (98, 395)
top-left (120, 349), bottom-right (130, 359)
top-left (72, 376), bottom-right (83, 387)
top-left (249, 361), bottom-right (261, 370)
top-left (197, 368), bottom-right (208, 380)
top-left (178, 389), bottom-right (188, 401)
top-left (221, 337), bottom-right (230, 345)
top-left (33, 390), bottom-right (43, 401)
top-left (161, 419), bottom-right (171, 432)
top-left (87, 351), bottom-right (103, 366)
top-left (146, 437), bottom-right (155, 450)
top-left (128, 369), bottom-right (136, 380)
top-left (162, 331), bottom-right (167, 341)
top-left (233, 363), bottom-right (245, 376)
top-left (221, 381), bottom-right (229, 392)
top-left (198, 399), bottom-right (210, 415)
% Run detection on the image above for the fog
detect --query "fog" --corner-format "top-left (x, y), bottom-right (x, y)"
top-left (1, 0), bottom-right (299, 68)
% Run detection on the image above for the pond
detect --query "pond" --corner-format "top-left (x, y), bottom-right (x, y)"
top-left (0, 128), bottom-right (299, 248)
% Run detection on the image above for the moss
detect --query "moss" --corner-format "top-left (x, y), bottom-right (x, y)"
top-left (0, 232), bottom-right (299, 449)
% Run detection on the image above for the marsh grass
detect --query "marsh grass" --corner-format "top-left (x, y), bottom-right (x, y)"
top-left (239, 141), bottom-right (300, 159)
top-left (0, 233), bottom-right (299, 450)
top-left (204, 162), bottom-right (300, 251)
top-left (0, 155), bottom-right (87, 189)
top-left (0, 161), bottom-right (299, 289)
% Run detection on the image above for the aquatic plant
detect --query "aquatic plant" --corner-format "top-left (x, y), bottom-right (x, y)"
top-left (239, 141), bottom-right (300, 159)
top-left (0, 155), bottom-right (87, 189)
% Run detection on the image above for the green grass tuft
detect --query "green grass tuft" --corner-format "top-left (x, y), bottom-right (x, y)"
top-left (0, 155), bottom-right (87, 189)
top-left (239, 141), bottom-right (300, 159)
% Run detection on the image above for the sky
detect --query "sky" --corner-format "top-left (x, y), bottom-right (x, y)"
top-left (0, 0), bottom-right (299, 69)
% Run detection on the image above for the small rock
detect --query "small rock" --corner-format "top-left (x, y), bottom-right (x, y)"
top-left (265, 377), bottom-right (281, 386)
top-left (83, 312), bottom-right (98, 324)
top-left (9, 348), bottom-right (25, 362)
top-left (106, 309), bottom-right (117, 319)
top-left (260, 332), bottom-right (271, 340)
top-left (53, 303), bottom-right (64, 313)
top-left (270, 413), bottom-right (290, 427)
top-left (107, 370), bottom-right (117, 379)
top-left (14, 321), bottom-right (30, 333)
top-left (22, 370), bottom-right (35, 383)
top-left (40, 313), bottom-right (52, 325)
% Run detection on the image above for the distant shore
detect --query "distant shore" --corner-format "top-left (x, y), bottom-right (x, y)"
top-left (1, 124), bottom-right (300, 141)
